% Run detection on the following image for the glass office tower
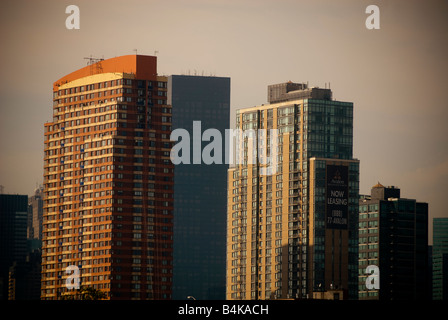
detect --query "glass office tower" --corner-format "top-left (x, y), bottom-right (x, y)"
top-left (168, 75), bottom-right (231, 300)
top-left (0, 194), bottom-right (28, 300)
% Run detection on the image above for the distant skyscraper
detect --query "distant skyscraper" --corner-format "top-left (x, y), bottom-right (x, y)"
top-left (41, 55), bottom-right (174, 300)
top-left (168, 75), bottom-right (230, 300)
top-left (433, 217), bottom-right (448, 300)
top-left (358, 184), bottom-right (429, 300)
top-left (0, 194), bottom-right (28, 300)
top-left (227, 82), bottom-right (359, 300)
top-left (28, 186), bottom-right (44, 242)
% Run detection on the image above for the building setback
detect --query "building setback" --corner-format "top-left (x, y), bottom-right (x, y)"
top-left (168, 75), bottom-right (230, 300)
top-left (358, 184), bottom-right (429, 300)
top-left (433, 217), bottom-right (448, 300)
top-left (227, 82), bottom-right (359, 300)
top-left (41, 55), bottom-right (174, 300)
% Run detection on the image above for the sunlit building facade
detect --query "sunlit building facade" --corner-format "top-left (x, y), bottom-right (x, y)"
top-left (41, 55), bottom-right (174, 300)
top-left (226, 82), bottom-right (359, 300)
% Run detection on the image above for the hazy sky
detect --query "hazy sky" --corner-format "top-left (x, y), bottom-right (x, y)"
top-left (0, 0), bottom-right (447, 242)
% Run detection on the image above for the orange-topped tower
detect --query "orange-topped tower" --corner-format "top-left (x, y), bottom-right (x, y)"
top-left (53, 55), bottom-right (157, 90)
top-left (41, 55), bottom-right (174, 300)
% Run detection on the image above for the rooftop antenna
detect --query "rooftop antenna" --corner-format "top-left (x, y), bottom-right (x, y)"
top-left (83, 55), bottom-right (104, 75)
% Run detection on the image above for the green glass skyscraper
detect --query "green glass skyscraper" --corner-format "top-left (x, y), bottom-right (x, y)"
top-left (359, 184), bottom-right (429, 300)
top-left (433, 217), bottom-right (448, 300)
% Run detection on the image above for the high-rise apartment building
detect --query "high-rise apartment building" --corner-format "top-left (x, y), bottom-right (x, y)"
top-left (358, 184), bottom-right (429, 300)
top-left (41, 55), bottom-right (174, 300)
top-left (168, 75), bottom-right (230, 300)
top-left (433, 217), bottom-right (448, 300)
top-left (226, 82), bottom-right (359, 300)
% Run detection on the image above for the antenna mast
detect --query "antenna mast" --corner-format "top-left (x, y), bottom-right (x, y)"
top-left (83, 56), bottom-right (104, 75)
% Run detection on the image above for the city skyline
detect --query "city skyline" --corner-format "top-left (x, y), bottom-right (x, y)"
top-left (1, 0), bottom-right (447, 248)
